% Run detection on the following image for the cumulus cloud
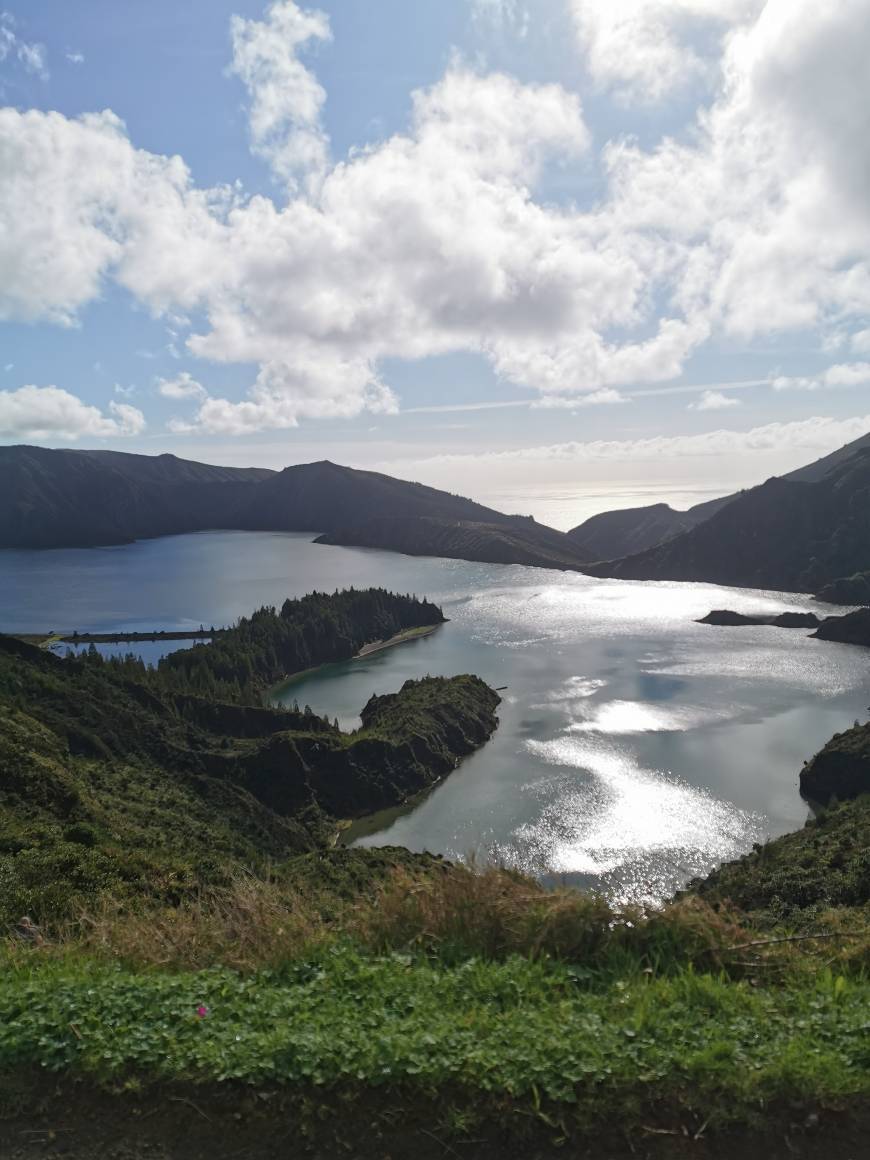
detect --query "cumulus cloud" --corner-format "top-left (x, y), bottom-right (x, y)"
top-left (65, 51), bottom-right (85, 65)
top-left (0, 386), bottom-right (145, 440)
top-left (0, 13), bottom-right (47, 78)
top-left (570, 0), bottom-right (761, 102)
top-left (0, 107), bottom-right (227, 325)
top-left (690, 389), bottom-right (740, 410)
top-left (2, 1), bottom-right (870, 435)
top-left (771, 362), bottom-right (870, 392)
top-left (156, 372), bottom-right (207, 400)
top-left (229, 0), bottom-right (331, 191)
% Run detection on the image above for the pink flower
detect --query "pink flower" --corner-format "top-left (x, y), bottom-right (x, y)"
top-left (196, 1004), bottom-right (209, 1019)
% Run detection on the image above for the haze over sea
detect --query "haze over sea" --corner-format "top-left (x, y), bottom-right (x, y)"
top-left (3, 530), bottom-right (866, 906)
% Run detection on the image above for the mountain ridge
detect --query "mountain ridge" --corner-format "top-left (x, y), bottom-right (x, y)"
top-left (0, 444), bottom-right (592, 569)
top-left (585, 445), bottom-right (870, 592)
top-left (567, 429), bottom-right (870, 562)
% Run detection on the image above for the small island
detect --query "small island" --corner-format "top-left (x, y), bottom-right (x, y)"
top-left (697, 609), bottom-right (820, 628)
top-left (698, 606), bottom-right (870, 649)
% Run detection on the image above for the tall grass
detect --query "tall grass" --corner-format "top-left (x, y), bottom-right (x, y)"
top-left (349, 862), bottom-right (751, 973)
top-left (22, 860), bottom-right (764, 978)
top-left (51, 872), bottom-right (329, 972)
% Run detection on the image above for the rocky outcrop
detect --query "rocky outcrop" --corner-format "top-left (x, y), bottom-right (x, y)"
top-left (811, 608), bottom-right (870, 647)
top-left (800, 722), bottom-right (870, 804)
top-left (216, 675), bottom-right (501, 818)
top-left (698, 610), bottom-right (820, 627)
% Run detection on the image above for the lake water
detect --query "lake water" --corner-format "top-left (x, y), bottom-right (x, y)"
top-left (2, 530), bottom-right (867, 905)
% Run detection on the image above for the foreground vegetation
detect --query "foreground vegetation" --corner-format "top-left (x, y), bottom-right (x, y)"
top-left (1, 851), bottom-right (868, 1156)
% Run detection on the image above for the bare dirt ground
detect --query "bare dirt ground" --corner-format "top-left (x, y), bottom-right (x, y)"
top-left (0, 1081), bottom-right (866, 1160)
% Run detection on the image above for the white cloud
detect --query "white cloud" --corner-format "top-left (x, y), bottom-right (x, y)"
top-left (570, 0), bottom-right (761, 102)
top-left (0, 107), bottom-right (227, 326)
top-left (65, 51), bottom-right (84, 65)
top-left (0, 386), bottom-right (145, 440)
top-left (0, 13), bottom-right (48, 78)
top-left (229, 0), bottom-right (331, 192)
top-left (690, 389), bottom-right (740, 410)
top-left (156, 371), bottom-right (207, 400)
top-left (3, 1), bottom-right (870, 436)
top-left (534, 388), bottom-right (627, 409)
top-left (771, 362), bottom-right (870, 391)
top-left (602, 0), bottom-right (870, 341)
top-left (403, 413), bottom-right (870, 468)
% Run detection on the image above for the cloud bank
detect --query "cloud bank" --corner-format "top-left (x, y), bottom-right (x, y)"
top-left (0, 386), bottom-right (145, 440)
top-left (1, 0), bottom-right (870, 436)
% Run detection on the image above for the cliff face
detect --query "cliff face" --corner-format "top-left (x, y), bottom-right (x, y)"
top-left (223, 675), bottom-right (501, 818)
top-left (799, 721), bottom-right (870, 804)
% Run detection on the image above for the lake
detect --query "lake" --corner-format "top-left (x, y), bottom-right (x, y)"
top-left (2, 530), bottom-right (867, 905)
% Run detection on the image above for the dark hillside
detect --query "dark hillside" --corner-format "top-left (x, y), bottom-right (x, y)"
top-left (0, 447), bottom-right (589, 568)
top-left (585, 448), bottom-right (870, 591)
top-left (0, 445), bottom-right (270, 548)
top-left (568, 428), bottom-right (870, 562)
top-left (231, 459), bottom-right (520, 532)
top-left (316, 514), bottom-right (591, 569)
top-left (567, 496), bottom-right (732, 560)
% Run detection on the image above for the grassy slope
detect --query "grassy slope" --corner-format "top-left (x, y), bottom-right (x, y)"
top-left (0, 636), bottom-right (498, 924)
top-left (695, 796), bottom-right (870, 922)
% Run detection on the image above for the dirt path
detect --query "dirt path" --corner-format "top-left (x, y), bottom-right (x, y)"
top-left (0, 1083), bottom-right (866, 1160)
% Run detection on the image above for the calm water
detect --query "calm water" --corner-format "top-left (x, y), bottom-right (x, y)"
top-left (2, 530), bottom-right (867, 904)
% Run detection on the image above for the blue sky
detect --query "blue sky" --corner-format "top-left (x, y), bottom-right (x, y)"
top-left (2, 1), bottom-right (870, 526)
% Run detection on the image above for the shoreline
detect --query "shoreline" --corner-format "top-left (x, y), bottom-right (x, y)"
top-left (14, 629), bottom-right (218, 648)
top-left (268, 621), bottom-right (444, 700)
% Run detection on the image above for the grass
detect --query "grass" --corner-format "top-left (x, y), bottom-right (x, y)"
top-left (2, 857), bottom-right (868, 1147)
top-left (0, 946), bottom-right (867, 1134)
top-left (695, 796), bottom-right (870, 925)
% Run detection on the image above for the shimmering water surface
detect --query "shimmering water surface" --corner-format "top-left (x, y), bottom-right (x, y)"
top-left (3, 530), bottom-right (867, 904)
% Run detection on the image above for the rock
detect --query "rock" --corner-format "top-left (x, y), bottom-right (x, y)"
top-left (811, 608), bottom-right (870, 647)
top-left (800, 721), bottom-right (870, 803)
top-left (697, 609), bottom-right (819, 628)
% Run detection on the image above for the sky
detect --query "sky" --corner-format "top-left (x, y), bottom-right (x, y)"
top-left (1, 0), bottom-right (870, 528)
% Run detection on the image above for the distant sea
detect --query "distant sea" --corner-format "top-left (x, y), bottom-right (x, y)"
top-left (472, 483), bottom-right (735, 531)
